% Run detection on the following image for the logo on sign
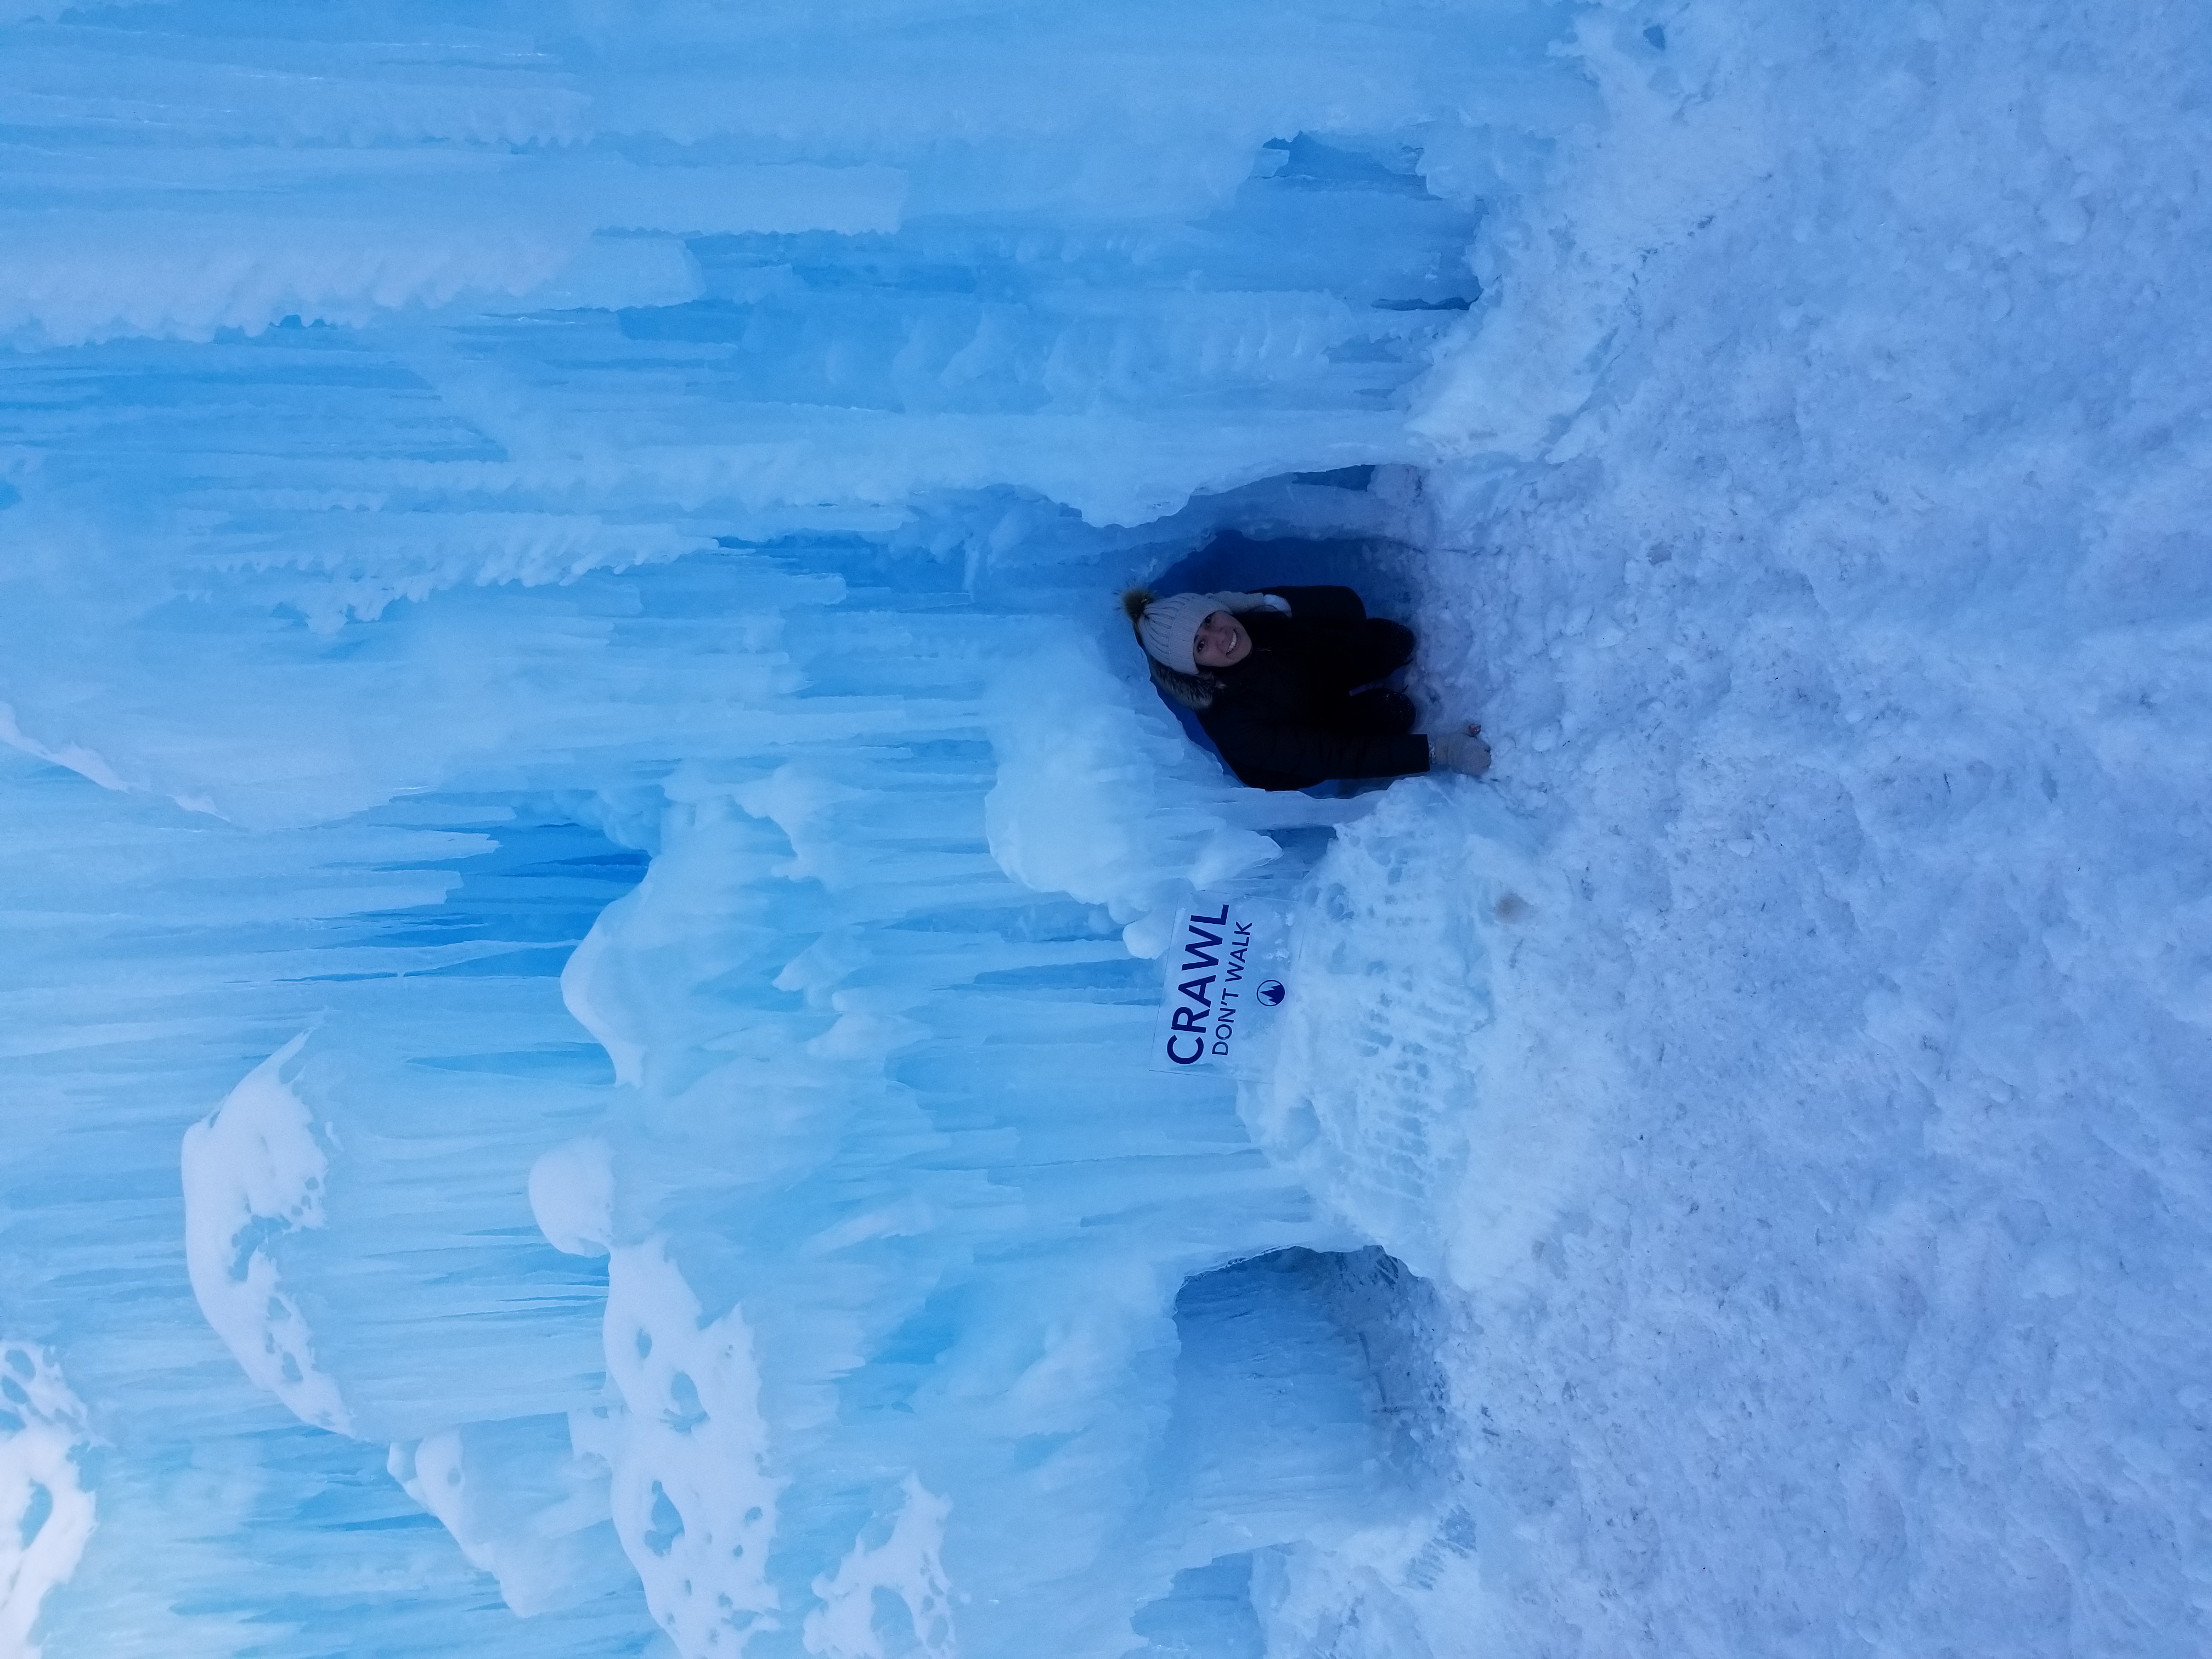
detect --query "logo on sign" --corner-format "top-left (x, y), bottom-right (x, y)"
top-left (1256, 979), bottom-right (1285, 1007)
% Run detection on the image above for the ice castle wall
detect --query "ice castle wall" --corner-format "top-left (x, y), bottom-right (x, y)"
top-left (0, 3), bottom-right (1592, 1653)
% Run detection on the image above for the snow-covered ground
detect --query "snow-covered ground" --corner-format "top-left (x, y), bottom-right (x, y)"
top-left (1262, 3), bottom-right (2212, 1650)
top-left (3, 0), bottom-right (2208, 1655)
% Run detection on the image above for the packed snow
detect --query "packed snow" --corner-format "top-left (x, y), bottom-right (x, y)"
top-left (2, 0), bottom-right (2207, 1656)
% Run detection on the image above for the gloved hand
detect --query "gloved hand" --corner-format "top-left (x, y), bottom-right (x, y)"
top-left (1212, 590), bottom-right (1292, 614)
top-left (1427, 724), bottom-right (1492, 777)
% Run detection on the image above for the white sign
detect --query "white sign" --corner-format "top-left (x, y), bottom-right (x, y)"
top-left (1149, 895), bottom-right (1291, 1077)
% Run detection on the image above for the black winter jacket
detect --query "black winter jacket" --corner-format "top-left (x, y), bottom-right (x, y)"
top-left (1195, 585), bottom-right (1431, 791)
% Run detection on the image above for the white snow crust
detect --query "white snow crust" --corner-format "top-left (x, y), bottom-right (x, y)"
top-left (179, 1035), bottom-right (353, 1436)
top-left (596, 1240), bottom-right (785, 1653)
top-left (0, 1344), bottom-right (96, 1659)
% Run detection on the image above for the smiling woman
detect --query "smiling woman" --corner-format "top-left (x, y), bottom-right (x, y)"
top-left (1122, 584), bottom-right (1491, 790)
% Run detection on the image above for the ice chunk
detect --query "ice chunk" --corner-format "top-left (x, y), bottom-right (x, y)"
top-left (983, 635), bottom-right (1283, 951)
top-left (387, 1417), bottom-right (631, 1618)
top-left (0, 1344), bottom-right (95, 1659)
top-left (0, 702), bottom-right (129, 795)
top-left (599, 1240), bottom-right (783, 1652)
top-left (804, 1475), bottom-right (956, 1659)
top-left (529, 1138), bottom-right (617, 1260)
top-left (179, 1035), bottom-right (353, 1435)
top-left (1249, 781), bottom-right (1593, 1286)
top-left (563, 905), bottom-right (650, 1090)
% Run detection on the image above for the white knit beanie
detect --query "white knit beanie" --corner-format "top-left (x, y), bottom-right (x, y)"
top-left (1136, 591), bottom-right (1229, 676)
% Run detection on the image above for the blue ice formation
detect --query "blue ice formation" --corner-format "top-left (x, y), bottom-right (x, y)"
top-left (14, 0), bottom-right (2212, 1652)
top-left (0, 3), bottom-right (1583, 1655)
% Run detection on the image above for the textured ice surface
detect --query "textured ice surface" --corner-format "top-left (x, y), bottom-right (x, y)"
top-left (0, 1344), bottom-right (95, 1659)
top-left (5, 0), bottom-right (2211, 1655)
top-left (182, 1037), bottom-right (351, 1435)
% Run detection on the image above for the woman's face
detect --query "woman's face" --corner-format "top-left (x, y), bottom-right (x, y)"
top-left (1192, 610), bottom-right (1252, 669)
